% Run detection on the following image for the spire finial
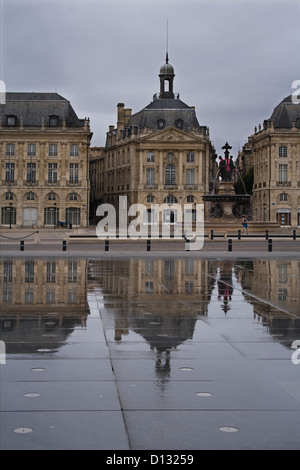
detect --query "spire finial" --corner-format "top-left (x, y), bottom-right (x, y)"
top-left (166, 18), bottom-right (169, 63)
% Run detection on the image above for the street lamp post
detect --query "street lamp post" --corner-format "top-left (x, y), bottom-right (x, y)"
top-left (54, 202), bottom-right (57, 229)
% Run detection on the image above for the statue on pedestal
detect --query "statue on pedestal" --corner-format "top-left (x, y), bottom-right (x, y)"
top-left (218, 142), bottom-right (235, 181)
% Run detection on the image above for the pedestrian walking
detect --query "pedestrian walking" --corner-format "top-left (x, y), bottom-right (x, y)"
top-left (241, 215), bottom-right (248, 235)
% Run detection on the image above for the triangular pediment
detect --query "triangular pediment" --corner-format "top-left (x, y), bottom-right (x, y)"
top-left (139, 127), bottom-right (206, 144)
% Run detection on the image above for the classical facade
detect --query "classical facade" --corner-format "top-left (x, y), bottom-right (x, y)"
top-left (91, 55), bottom-right (215, 231)
top-left (0, 93), bottom-right (92, 228)
top-left (241, 95), bottom-right (300, 226)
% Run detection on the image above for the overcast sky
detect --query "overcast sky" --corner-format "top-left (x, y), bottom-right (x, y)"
top-left (1, 0), bottom-right (299, 156)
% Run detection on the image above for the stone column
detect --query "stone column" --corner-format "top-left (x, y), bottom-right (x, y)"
top-left (179, 151), bottom-right (183, 187)
top-left (159, 150), bottom-right (163, 187)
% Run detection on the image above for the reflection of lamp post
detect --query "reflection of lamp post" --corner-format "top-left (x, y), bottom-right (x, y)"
top-left (54, 202), bottom-right (57, 229)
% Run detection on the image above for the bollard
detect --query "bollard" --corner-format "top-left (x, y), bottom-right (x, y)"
top-left (265, 229), bottom-right (269, 240)
top-left (185, 239), bottom-right (190, 252)
top-left (293, 229), bottom-right (296, 240)
top-left (210, 230), bottom-right (214, 240)
top-left (238, 229), bottom-right (241, 240)
top-left (147, 239), bottom-right (151, 252)
top-left (105, 239), bottom-right (109, 251)
top-left (62, 240), bottom-right (67, 251)
top-left (268, 239), bottom-right (272, 252)
top-left (228, 239), bottom-right (232, 252)
top-left (20, 240), bottom-right (24, 251)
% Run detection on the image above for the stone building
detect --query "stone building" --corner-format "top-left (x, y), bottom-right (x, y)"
top-left (91, 55), bottom-right (215, 231)
top-left (0, 93), bottom-right (92, 228)
top-left (241, 95), bottom-right (300, 226)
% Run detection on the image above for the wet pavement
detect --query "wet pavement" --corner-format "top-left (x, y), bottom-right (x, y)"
top-left (0, 255), bottom-right (300, 451)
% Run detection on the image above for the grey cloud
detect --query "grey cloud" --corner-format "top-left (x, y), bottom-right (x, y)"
top-left (1, 0), bottom-right (299, 153)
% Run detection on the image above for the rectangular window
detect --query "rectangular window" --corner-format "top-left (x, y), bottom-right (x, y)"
top-left (49, 144), bottom-right (58, 156)
top-left (25, 261), bottom-right (34, 283)
top-left (46, 262), bottom-right (56, 283)
top-left (69, 163), bottom-right (79, 183)
top-left (187, 152), bottom-right (194, 162)
top-left (68, 289), bottom-right (77, 303)
top-left (185, 259), bottom-right (194, 276)
top-left (1, 207), bottom-right (16, 225)
top-left (278, 263), bottom-right (288, 284)
top-left (185, 281), bottom-right (194, 294)
top-left (70, 144), bottom-right (79, 156)
top-left (6, 144), bottom-right (15, 156)
top-left (7, 116), bottom-right (16, 126)
top-left (66, 207), bottom-right (80, 225)
top-left (145, 281), bottom-right (153, 293)
top-left (186, 169), bottom-right (195, 185)
top-left (44, 207), bottom-right (59, 225)
top-left (25, 290), bottom-right (34, 303)
top-left (27, 144), bottom-right (36, 156)
top-left (147, 152), bottom-right (155, 162)
top-left (4, 260), bottom-right (13, 283)
top-left (146, 168), bottom-right (155, 185)
top-left (46, 290), bottom-right (55, 303)
top-left (279, 146), bottom-right (287, 157)
top-left (5, 162), bottom-right (15, 183)
top-left (279, 193), bottom-right (288, 201)
top-left (3, 288), bottom-right (12, 303)
top-left (48, 163), bottom-right (58, 183)
top-left (27, 163), bottom-right (36, 183)
top-left (68, 261), bottom-right (78, 282)
top-left (279, 164), bottom-right (288, 183)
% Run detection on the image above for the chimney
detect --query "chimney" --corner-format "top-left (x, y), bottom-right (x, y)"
top-left (117, 103), bottom-right (125, 129)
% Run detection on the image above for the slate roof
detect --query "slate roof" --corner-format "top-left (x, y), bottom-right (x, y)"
top-left (126, 97), bottom-right (201, 133)
top-left (270, 95), bottom-right (300, 128)
top-left (0, 92), bottom-right (85, 128)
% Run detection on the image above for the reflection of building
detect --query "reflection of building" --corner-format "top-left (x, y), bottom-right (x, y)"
top-left (88, 258), bottom-right (216, 389)
top-left (0, 259), bottom-right (88, 352)
top-left (240, 95), bottom-right (300, 226)
top-left (89, 55), bottom-right (215, 224)
top-left (236, 260), bottom-right (300, 344)
top-left (0, 93), bottom-right (92, 228)
top-left (89, 258), bottom-right (215, 341)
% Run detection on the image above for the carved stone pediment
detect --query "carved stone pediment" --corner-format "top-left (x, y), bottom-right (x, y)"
top-left (141, 127), bottom-right (202, 144)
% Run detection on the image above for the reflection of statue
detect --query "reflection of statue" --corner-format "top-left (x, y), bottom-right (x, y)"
top-left (217, 260), bottom-right (234, 314)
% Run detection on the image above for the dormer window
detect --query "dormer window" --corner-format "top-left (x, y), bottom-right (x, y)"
top-left (157, 119), bottom-right (165, 130)
top-left (7, 115), bottom-right (17, 127)
top-left (49, 115), bottom-right (59, 127)
top-left (175, 119), bottom-right (183, 129)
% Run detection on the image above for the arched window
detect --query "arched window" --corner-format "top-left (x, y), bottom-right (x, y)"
top-left (48, 192), bottom-right (56, 201)
top-left (165, 164), bottom-right (176, 186)
top-left (164, 195), bottom-right (177, 204)
top-left (147, 195), bottom-right (154, 203)
top-left (5, 192), bottom-right (14, 201)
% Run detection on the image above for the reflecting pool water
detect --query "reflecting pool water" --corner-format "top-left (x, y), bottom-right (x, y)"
top-left (0, 258), bottom-right (300, 450)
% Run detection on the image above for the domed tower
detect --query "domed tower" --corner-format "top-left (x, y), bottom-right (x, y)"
top-left (159, 53), bottom-right (175, 99)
